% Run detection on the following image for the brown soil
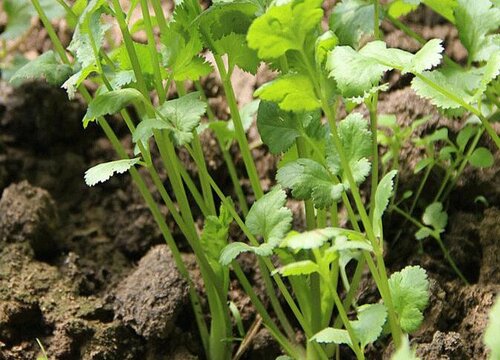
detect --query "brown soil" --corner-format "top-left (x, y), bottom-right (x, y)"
top-left (0, 8), bottom-right (499, 360)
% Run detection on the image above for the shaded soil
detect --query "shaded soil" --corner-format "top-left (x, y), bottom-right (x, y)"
top-left (0, 9), bottom-right (499, 360)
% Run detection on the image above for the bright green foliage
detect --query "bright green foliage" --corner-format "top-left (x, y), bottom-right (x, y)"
top-left (485, 296), bottom-right (500, 360)
top-left (281, 228), bottom-right (341, 250)
top-left (246, 0), bottom-right (323, 59)
top-left (83, 88), bottom-right (143, 127)
top-left (219, 187), bottom-right (292, 265)
top-left (10, 51), bottom-right (73, 87)
top-left (84, 158), bottom-right (141, 186)
top-left (254, 74), bottom-right (320, 111)
top-left (454, 0), bottom-right (500, 62)
top-left (246, 187), bottom-right (293, 245)
top-left (312, 303), bottom-right (387, 350)
top-left (201, 203), bottom-right (233, 281)
top-left (422, 202), bottom-right (447, 233)
top-left (328, 39), bottom-right (443, 97)
top-left (213, 33), bottom-right (260, 74)
top-left (373, 170), bottom-right (398, 238)
top-left (469, 148), bottom-right (495, 168)
top-left (389, 266), bottom-right (429, 333)
top-left (157, 92), bottom-right (207, 146)
top-left (330, 0), bottom-right (377, 49)
top-left (326, 113), bottom-right (372, 187)
top-left (257, 102), bottom-right (323, 154)
top-left (315, 31), bottom-right (339, 64)
top-left (116, 42), bottom-right (164, 78)
top-left (391, 336), bottom-right (421, 360)
top-left (277, 159), bottom-right (344, 209)
top-left (388, 0), bottom-right (456, 22)
top-left (275, 260), bottom-right (320, 277)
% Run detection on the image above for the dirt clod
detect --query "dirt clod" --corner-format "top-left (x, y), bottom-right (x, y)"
top-left (417, 331), bottom-right (468, 359)
top-left (0, 181), bottom-right (59, 259)
top-left (114, 245), bottom-right (189, 340)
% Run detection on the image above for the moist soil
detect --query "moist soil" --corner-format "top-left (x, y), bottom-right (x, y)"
top-left (0, 8), bottom-right (499, 360)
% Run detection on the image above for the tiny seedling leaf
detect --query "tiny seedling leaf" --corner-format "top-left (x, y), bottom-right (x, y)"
top-left (83, 88), bottom-right (144, 127)
top-left (373, 170), bottom-right (397, 238)
top-left (422, 202), bottom-right (447, 232)
top-left (246, 187), bottom-right (293, 245)
top-left (219, 242), bottom-right (274, 265)
top-left (469, 147), bottom-right (494, 168)
top-left (84, 158), bottom-right (141, 186)
top-left (10, 51), bottom-right (73, 87)
top-left (281, 228), bottom-right (340, 250)
top-left (311, 328), bottom-right (352, 345)
top-left (389, 265), bottom-right (430, 333)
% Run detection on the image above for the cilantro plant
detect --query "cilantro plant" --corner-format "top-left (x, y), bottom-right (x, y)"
top-left (12, 0), bottom-right (498, 359)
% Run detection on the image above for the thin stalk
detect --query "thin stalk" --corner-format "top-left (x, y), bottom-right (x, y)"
top-left (296, 137), bottom-right (317, 230)
top-left (408, 163), bottom-right (434, 216)
top-left (177, 163), bottom-right (211, 217)
top-left (392, 206), bottom-right (469, 284)
top-left (191, 135), bottom-right (218, 215)
top-left (149, 0), bottom-right (169, 34)
top-left (368, 95), bottom-right (379, 221)
top-left (373, 0), bottom-right (380, 40)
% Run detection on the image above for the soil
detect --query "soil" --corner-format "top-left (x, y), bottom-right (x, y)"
top-left (0, 6), bottom-right (499, 360)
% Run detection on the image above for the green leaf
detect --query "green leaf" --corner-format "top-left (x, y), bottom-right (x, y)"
top-left (246, 187), bottom-right (293, 245)
top-left (388, 0), bottom-right (420, 18)
top-left (328, 40), bottom-right (443, 97)
top-left (84, 158), bottom-right (141, 186)
top-left (424, 0), bottom-right (456, 22)
top-left (83, 88), bottom-right (144, 127)
top-left (257, 101), bottom-right (322, 154)
top-left (275, 260), bottom-right (320, 276)
top-left (422, 202), bottom-right (447, 232)
top-left (469, 147), bottom-right (494, 168)
top-left (415, 227), bottom-right (433, 241)
top-left (213, 33), bottom-right (260, 74)
top-left (254, 74), bottom-right (321, 112)
top-left (219, 241), bottom-right (274, 265)
top-left (353, 303), bottom-right (387, 348)
top-left (157, 92), bottom-right (207, 146)
top-left (62, 65), bottom-right (98, 100)
top-left (485, 296), bottom-right (500, 360)
top-left (281, 228), bottom-right (341, 250)
top-left (277, 159), bottom-right (344, 209)
top-left (330, 0), bottom-right (377, 49)
top-left (456, 125), bottom-right (477, 151)
top-left (10, 51), bottom-right (73, 87)
top-left (389, 265), bottom-right (430, 333)
top-left (311, 328), bottom-right (352, 345)
top-left (247, 0), bottom-right (323, 59)
top-left (454, 0), bottom-right (500, 61)
top-left (132, 118), bottom-right (172, 145)
top-left (373, 170), bottom-right (398, 238)
top-left (326, 113), bottom-right (372, 187)
top-left (311, 303), bottom-right (387, 349)
top-left (315, 31), bottom-right (339, 64)
top-left (391, 336), bottom-right (421, 360)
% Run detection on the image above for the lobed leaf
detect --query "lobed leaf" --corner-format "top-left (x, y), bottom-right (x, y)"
top-left (422, 202), bottom-right (447, 232)
top-left (281, 228), bottom-right (341, 250)
top-left (219, 242), bottom-right (274, 265)
top-left (389, 265), bottom-right (430, 333)
top-left (84, 158), bottom-right (141, 186)
top-left (330, 0), bottom-right (377, 49)
top-left (10, 51), bottom-right (73, 87)
top-left (373, 170), bottom-right (398, 238)
top-left (213, 33), bottom-right (260, 74)
top-left (274, 260), bottom-right (320, 277)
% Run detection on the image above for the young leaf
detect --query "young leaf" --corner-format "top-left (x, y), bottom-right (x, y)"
top-left (389, 266), bottom-right (430, 333)
top-left (422, 202), bottom-right (447, 233)
top-left (311, 328), bottom-right (352, 345)
top-left (373, 170), bottom-right (398, 238)
top-left (330, 0), bottom-right (377, 49)
top-left (219, 242), bottom-right (274, 265)
top-left (326, 113), bottom-right (372, 187)
top-left (84, 158), bottom-right (141, 186)
top-left (157, 92), bottom-right (207, 146)
top-left (83, 88), bottom-right (144, 127)
top-left (469, 147), bottom-right (494, 168)
top-left (277, 158), bottom-right (344, 209)
top-left (281, 228), bottom-right (338, 250)
top-left (247, 0), bottom-right (323, 59)
top-left (257, 101), bottom-right (322, 154)
top-left (484, 296), bottom-right (500, 360)
top-left (213, 33), bottom-right (260, 74)
top-left (454, 0), bottom-right (500, 61)
top-left (201, 203), bottom-right (233, 274)
top-left (245, 187), bottom-right (293, 245)
top-left (10, 51), bottom-right (73, 87)
top-left (254, 74), bottom-right (321, 112)
top-left (274, 260), bottom-right (320, 277)
top-left (391, 336), bottom-right (421, 360)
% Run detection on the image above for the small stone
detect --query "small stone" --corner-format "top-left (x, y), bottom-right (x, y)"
top-left (114, 245), bottom-right (189, 339)
top-left (0, 181), bottom-right (59, 259)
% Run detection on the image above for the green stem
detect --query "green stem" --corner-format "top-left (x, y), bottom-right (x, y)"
top-left (368, 95), bottom-right (379, 221)
top-left (296, 137), bottom-right (317, 230)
